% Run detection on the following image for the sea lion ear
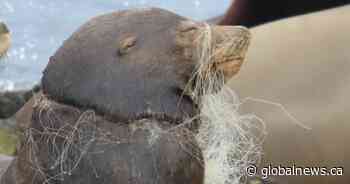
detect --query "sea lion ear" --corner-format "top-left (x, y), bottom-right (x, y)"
top-left (209, 25), bottom-right (251, 81)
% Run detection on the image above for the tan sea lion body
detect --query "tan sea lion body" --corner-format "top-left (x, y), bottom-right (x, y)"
top-left (229, 5), bottom-right (350, 183)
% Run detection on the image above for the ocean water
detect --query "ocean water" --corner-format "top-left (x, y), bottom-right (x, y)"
top-left (0, 0), bottom-right (230, 91)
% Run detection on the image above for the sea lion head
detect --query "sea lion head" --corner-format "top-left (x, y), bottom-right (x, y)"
top-left (42, 7), bottom-right (250, 123)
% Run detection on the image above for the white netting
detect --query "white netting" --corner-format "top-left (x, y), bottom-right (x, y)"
top-left (23, 95), bottom-right (127, 184)
top-left (189, 23), bottom-right (266, 184)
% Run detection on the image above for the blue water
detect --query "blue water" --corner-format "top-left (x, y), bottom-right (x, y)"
top-left (0, 0), bottom-right (230, 91)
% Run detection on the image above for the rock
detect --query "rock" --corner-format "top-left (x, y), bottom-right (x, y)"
top-left (0, 154), bottom-right (13, 177)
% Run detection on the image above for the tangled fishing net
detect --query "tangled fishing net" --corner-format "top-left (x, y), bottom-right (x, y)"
top-left (21, 94), bottom-right (201, 184)
top-left (23, 95), bottom-right (127, 183)
top-left (188, 23), bottom-right (267, 184)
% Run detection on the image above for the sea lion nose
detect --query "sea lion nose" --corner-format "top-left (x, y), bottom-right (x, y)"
top-left (209, 25), bottom-right (251, 81)
top-left (175, 22), bottom-right (251, 98)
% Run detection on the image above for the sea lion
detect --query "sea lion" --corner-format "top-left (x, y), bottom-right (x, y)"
top-left (1, 8), bottom-right (251, 184)
top-left (229, 5), bottom-right (350, 183)
top-left (0, 22), bottom-right (10, 58)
